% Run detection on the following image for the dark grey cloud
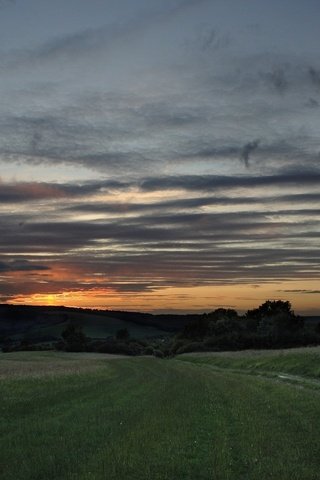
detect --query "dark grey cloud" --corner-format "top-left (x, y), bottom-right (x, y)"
top-left (1, 77), bottom-right (319, 176)
top-left (1, 0), bottom-right (208, 70)
top-left (2, 175), bottom-right (320, 208)
top-left (140, 172), bottom-right (320, 192)
top-left (182, 144), bottom-right (239, 160)
top-left (240, 140), bottom-right (260, 168)
top-left (0, 114), bottom-right (290, 174)
top-left (0, 179), bottom-right (129, 203)
top-left (1, 203), bottom-right (318, 257)
top-left (189, 25), bottom-right (231, 54)
top-left (1, 175), bottom-right (318, 299)
top-left (0, 110), bottom-right (152, 172)
top-left (200, 27), bottom-right (218, 52)
top-left (308, 67), bottom-right (320, 89)
top-left (30, 131), bottom-right (43, 153)
top-left (135, 102), bottom-right (205, 128)
top-left (106, 282), bottom-right (155, 293)
top-left (1, 234), bottom-right (319, 299)
top-left (0, 259), bottom-right (50, 272)
top-left (281, 290), bottom-right (320, 294)
top-left (306, 98), bottom-right (319, 108)
top-left (202, 53), bottom-right (320, 105)
top-left (0, 182), bottom-right (70, 203)
top-left (180, 136), bottom-right (320, 172)
top-left (264, 68), bottom-right (289, 94)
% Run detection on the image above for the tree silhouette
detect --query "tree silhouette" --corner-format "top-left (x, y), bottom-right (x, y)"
top-left (61, 323), bottom-right (87, 351)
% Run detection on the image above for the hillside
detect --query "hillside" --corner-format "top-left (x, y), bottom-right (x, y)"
top-left (1, 303), bottom-right (319, 354)
top-left (0, 304), bottom-right (193, 346)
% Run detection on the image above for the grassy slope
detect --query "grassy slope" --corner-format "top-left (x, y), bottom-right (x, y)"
top-left (34, 312), bottom-right (167, 339)
top-left (4, 311), bottom-right (167, 342)
top-left (0, 305), bottom-right (191, 343)
top-left (0, 351), bottom-right (320, 480)
top-left (179, 346), bottom-right (320, 379)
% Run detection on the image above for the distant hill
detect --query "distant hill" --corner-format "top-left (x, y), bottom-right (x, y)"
top-left (1, 304), bottom-right (318, 351)
top-left (0, 304), bottom-right (195, 345)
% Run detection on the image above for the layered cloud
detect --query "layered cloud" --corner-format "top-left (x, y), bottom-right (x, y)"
top-left (1, 171), bottom-right (319, 309)
top-left (0, 0), bottom-right (319, 312)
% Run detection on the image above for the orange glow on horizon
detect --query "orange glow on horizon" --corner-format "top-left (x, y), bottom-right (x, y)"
top-left (8, 281), bottom-right (320, 315)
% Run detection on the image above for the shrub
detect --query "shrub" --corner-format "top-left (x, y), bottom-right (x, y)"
top-left (116, 328), bottom-right (130, 341)
top-left (176, 342), bottom-right (206, 355)
top-left (153, 349), bottom-right (165, 358)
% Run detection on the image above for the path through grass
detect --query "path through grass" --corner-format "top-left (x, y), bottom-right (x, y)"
top-left (180, 346), bottom-right (320, 379)
top-left (1, 351), bottom-right (320, 479)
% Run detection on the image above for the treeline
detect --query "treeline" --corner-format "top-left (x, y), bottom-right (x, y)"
top-left (53, 324), bottom-right (167, 357)
top-left (2, 300), bottom-right (320, 355)
top-left (170, 300), bottom-right (320, 355)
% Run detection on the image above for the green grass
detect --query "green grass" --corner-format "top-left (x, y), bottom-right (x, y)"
top-left (179, 346), bottom-right (320, 379)
top-left (1, 350), bottom-right (320, 479)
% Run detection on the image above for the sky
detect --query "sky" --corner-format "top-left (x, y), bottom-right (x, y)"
top-left (0, 0), bottom-right (319, 314)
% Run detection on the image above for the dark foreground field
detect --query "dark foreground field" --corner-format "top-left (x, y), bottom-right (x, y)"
top-left (1, 349), bottom-right (320, 480)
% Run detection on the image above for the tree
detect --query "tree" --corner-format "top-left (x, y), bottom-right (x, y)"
top-left (61, 323), bottom-right (87, 351)
top-left (247, 300), bottom-right (303, 338)
top-left (181, 316), bottom-right (209, 339)
top-left (246, 300), bottom-right (293, 320)
top-left (116, 328), bottom-right (130, 341)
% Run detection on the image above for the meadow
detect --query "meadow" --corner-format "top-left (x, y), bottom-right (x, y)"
top-left (1, 349), bottom-right (320, 479)
top-left (181, 346), bottom-right (320, 379)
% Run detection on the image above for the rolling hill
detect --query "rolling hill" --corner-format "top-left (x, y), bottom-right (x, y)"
top-left (0, 304), bottom-right (193, 345)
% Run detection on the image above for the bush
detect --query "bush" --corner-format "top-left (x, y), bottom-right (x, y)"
top-left (116, 328), bottom-right (130, 341)
top-left (145, 346), bottom-right (155, 355)
top-left (153, 349), bottom-right (165, 358)
top-left (176, 342), bottom-right (206, 355)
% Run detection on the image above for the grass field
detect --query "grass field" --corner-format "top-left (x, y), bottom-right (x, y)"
top-left (1, 349), bottom-right (320, 479)
top-left (180, 346), bottom-right (320, 379)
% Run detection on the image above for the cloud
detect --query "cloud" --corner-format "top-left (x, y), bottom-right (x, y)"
top-left (200, 27), bottom-right (217, 52)
top-left (0, 166), bottom-right (318, 303)
top-left (264, 68), bottom-right (289, 94)
top-left (191, 25), bottom-right (231, 53)
top-left (308, 67), bottom-right (320, 89)
top-left (240, 140), bottom-right (260, 168)
top-left (1, 56), bottom-right (320, 177)
top-left (140, 172), bottom-right (320, 192)
top-left (281, 289), bottom-right (320, 294)
top-left (66, 191), bottom-right (320, 216)
top-left (1, 193), bottom-right (319, 263)
top-left (0, 260), bottom-right (50, 272)
top-left (306, 97), bottom-right (319, 108)
top-left (0, 179), bottom-right (129, 203)
top-left (202, 53), bottom-right (320, 105)
top-left (1, 0), bottom-right (208, 71)
top-left (2, 175), bottom-right (320, 209)
top-left (0, 182), bottom-right (71, 203)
